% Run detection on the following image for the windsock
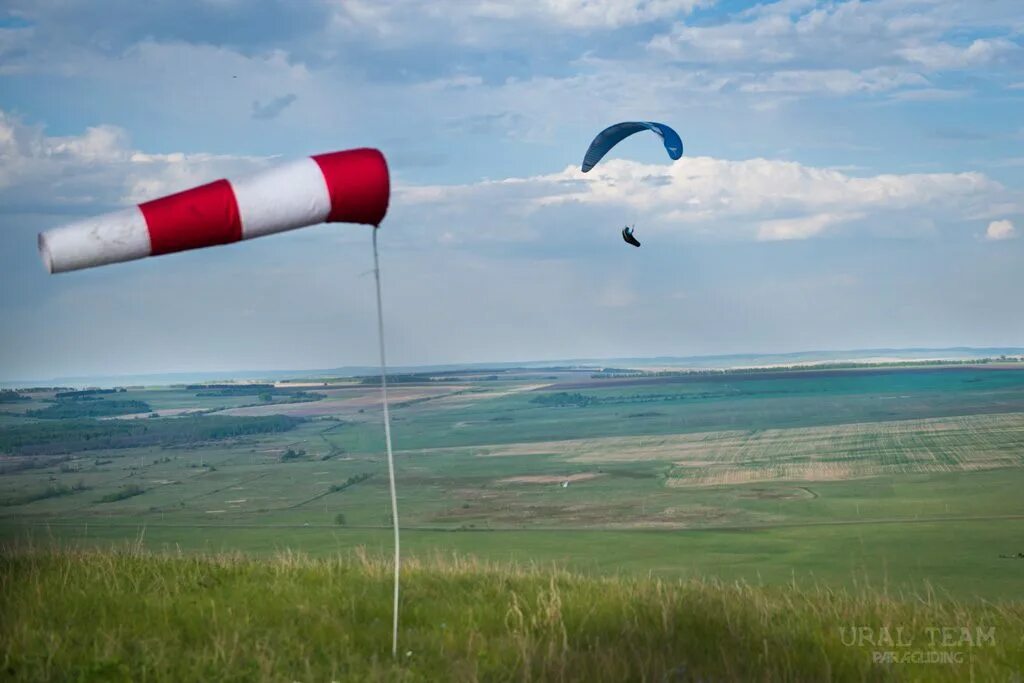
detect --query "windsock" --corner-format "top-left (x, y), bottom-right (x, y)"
top-left (38, 148), bottom-right (389, 274)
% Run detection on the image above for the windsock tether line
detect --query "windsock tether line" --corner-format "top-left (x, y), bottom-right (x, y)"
top-left (372, 227), bottom-right (401, 659)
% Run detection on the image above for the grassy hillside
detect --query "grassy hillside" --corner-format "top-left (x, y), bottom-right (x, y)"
top-left (1, 546), bottom-right (1021, 682)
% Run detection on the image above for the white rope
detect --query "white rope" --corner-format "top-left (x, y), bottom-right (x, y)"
top-left (371, 227), bottom-right (401, 659)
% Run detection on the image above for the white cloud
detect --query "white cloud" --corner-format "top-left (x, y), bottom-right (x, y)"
top-left (332, 0), bottom-right (705, 34)
top-left (647, 0), bottom-right (1023, 97)
top-left (403, 156), bottom-right (1012, 242)
top-left (0, 35), bottom-right (316, 126)
top-left (493, 0), bottom-right (707, 28)
top-left (652, 1), bottom-right (1021, 70)
top-left (739, 68), bottom-right (927, 95)
top-left (886, 87), bottom-right (967, 102)
top-left (757, 213), bottom-right (860, 241)
top-left (0, 110), bottom-right (268, 212)
top-left (898, 38), bottom-right (1018, 70)
top-left (986, 219), bottom-right (1017, 241)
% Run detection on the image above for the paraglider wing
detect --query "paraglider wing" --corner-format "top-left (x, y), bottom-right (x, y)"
top-left (581, 121), bottom-right (683, 173)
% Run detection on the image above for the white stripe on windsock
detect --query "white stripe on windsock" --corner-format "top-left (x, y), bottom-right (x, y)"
top-left (38, 207), bottom-right (151, 275)
top-left (233, 157), bottom-right (332, 240)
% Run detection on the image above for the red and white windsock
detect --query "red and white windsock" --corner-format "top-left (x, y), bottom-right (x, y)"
top-left (38, 148), bottom-right (390, 274)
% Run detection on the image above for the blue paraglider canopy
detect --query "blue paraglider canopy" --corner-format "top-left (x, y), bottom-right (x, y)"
top-left (581, 122), bottom-right (683, 173)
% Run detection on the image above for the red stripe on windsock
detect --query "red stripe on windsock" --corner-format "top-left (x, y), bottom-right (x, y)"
top-left (312, 148), bottom-right (390, 227)
top-left (140, 179), bottom-right (242, 255)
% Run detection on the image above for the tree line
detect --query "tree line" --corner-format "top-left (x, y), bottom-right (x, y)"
top-left (0, 415), bottom-right (303, 456)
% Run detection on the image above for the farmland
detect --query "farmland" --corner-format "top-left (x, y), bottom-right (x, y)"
top-left (2, 364), bottom-right (1024, 600)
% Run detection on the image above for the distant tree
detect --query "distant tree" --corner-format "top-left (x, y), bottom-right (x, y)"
top-left (96, 484), bottom-right (146, 503)
top-left (27, 399), bottom-right (153, 419)
top-left (334, 513), bottom-right (347, 526)
top-left (0, 414), bottom-right (303, 456)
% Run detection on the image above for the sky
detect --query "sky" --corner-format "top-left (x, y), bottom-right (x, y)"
top-left (0, 0), bottom-right (1022, 380)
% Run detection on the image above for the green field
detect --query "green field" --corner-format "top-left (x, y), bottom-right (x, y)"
top-left (2, 365), bottom-right (1024, 602)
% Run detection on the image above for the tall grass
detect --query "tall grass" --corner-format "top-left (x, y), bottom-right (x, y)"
top-left (1, 544), bottom-right (1021, 681)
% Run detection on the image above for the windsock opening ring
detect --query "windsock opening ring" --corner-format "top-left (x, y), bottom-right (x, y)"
top-left (38, 233), bottom-right (54, 275)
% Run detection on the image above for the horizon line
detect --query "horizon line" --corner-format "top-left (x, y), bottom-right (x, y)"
top-left (4, 345), bottom-right (1024, 388)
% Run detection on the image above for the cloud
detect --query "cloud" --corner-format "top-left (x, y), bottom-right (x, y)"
top-left (491, 0), bottom-right (707, 28)
top-left (898, 38), bottom-right (1018, 70)
top-left (401, 156), bottom-right (1012, 244)
top-left (647, 0), bottom-right (1023, 97)
top-left (0, 35), bottom-right (317, 145)
top-left (651, 1), bottom-right (1021, 70)
top-left (757, 213), bottom-right (861, 241)
top-left (332, 0), bottom-right (706, 35)
top-left (986, 219), bottom-right (1017, 241)
top-left (251, 93), bottom-right (297, 120)
top-left (444, 111), bottom-right (526, 137)
top-left (3, 0), bottom-right (329, 54)
top-left (887, 88), bottom-right (967, 102)
top-left (0, 109), bottom-right (268, 213)
top-left (738, 68), bottom-right (927, 95)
